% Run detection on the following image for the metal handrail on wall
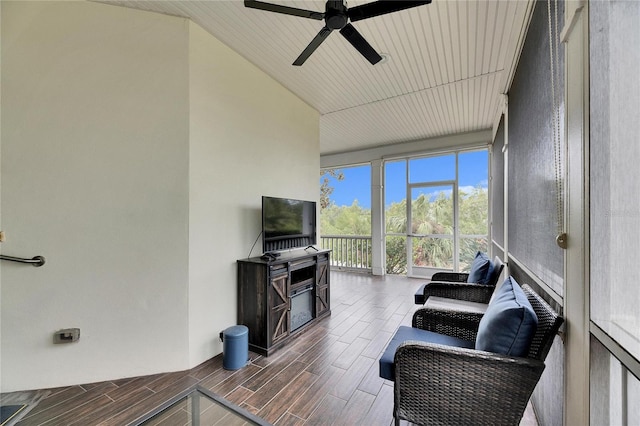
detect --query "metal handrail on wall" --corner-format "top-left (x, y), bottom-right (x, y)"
top-left (0, 254), bottom-right (46, 267)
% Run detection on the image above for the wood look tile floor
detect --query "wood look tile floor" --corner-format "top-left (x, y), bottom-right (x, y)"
top-left (1, 272), bottom-right (538, 426)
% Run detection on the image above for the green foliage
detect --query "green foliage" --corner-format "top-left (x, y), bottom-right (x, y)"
top-left (385, 199), bottom-right (406, 234)
top-left (320, 169), bottom-right (344, 210)
top-left (320, 200), bottom-right (370, 236)
top-left (410, 192), bottom-right (453, 235)
top-left (459, 186), bottom-right (489, 234)
top-left (459, 237), bottom-right (489, 271)
top-left (412, 236), bottom-right (454, 269)
top-left (320, 186), bottom-right (488, 274)
top-left (385, 236), bottom-right (407, 274)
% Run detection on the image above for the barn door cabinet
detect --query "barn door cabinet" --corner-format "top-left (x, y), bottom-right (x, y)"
top-left (237, 249), bottom-right (331, 356)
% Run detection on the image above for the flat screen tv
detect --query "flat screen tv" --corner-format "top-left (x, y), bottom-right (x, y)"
top-left (262, 196), bottom-right (317, 253)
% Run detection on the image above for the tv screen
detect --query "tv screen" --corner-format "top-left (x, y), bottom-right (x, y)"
top-left (262, 196), bottom-right (316, 253)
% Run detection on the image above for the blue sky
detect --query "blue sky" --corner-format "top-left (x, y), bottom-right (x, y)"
top-left (321, 151), bottom-right (489, 209)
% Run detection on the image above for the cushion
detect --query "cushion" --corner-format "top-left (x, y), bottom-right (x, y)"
top-left (425, 296), bottom-right (488, 314)
top-left (414, 284), bottom-right (427, 304)
top-left (467, 251), bottom-right (493, 285)
top-left (379, 326), bottom-right (474, 381)
top-left (475, 277), bottom-right (538, 357)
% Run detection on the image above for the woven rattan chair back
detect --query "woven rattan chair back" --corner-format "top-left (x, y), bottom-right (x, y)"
top-left (486, 257), bottom-right (505, 287)
top-left (522, 284), bottom-right (564, 361)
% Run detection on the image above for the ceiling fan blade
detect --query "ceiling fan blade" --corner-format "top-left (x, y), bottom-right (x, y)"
top-left (339, 24), bottom-right (382, 65)
top-left (293, 26), bottom-right (332, 66)
top-left (244, 0), bottom-right (324, 20)
top-left (347, 1), bottom-right (432, 22)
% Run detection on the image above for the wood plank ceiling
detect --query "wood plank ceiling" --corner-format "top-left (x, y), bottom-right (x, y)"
top-left (100, 0), bottom-right (534, 155)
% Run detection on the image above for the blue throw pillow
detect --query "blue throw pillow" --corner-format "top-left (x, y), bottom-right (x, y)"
top-left (467, 251), bottom-right (492, 284)
top-left (475, 277), bottom-right (538, 357)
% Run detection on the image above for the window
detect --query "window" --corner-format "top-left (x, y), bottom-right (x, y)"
top-left (319, 164), bottom-right (372, 270)
top-left (589, 0), bottom-right (640, 422)
top-left (384, 150), bottom-right (489, 276)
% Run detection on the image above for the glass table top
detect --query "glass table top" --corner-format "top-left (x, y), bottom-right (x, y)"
top-left (136, 385), bottom-right (271, 426)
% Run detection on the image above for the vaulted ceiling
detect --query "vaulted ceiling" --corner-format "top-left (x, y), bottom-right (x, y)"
top-left (101, 0), bottom-right (534, 155)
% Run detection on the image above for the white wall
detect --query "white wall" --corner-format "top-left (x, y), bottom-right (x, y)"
top-left (0, 1), bottom-right (319, 392)
top-left (187, 23), bottom-right (319, 366)
top-left (1, 1), bottom-right (191, 392)
top-left (0, 0), bottom-right (3, 395)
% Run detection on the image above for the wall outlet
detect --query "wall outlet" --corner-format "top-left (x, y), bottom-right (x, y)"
top-left (54, 328), bottom-right (80, 344)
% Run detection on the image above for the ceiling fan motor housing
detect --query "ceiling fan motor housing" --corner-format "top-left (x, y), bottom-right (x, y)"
top-left (325, 0), bottom-right (348, 29)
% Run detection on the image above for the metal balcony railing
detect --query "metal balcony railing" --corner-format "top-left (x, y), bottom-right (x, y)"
top-left (320, 235), bottom-right (372, 272)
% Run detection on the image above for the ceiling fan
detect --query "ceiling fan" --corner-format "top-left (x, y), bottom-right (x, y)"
top-left (244, 0), bottom-right (432, 66)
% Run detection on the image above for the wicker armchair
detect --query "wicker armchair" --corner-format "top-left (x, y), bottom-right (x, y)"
top-left (393, 284), bottom-right (563, 426)
top-left (414, 256), bottom-right (504, 305)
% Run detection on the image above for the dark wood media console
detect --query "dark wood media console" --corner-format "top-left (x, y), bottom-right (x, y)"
top-left (237, 249), bottom-right (331, 356)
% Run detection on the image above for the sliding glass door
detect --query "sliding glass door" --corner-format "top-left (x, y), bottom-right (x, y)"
top-left (408, 184), bottom-right (455, 277)
top-left (384, 150), bottom-right (488, 278)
